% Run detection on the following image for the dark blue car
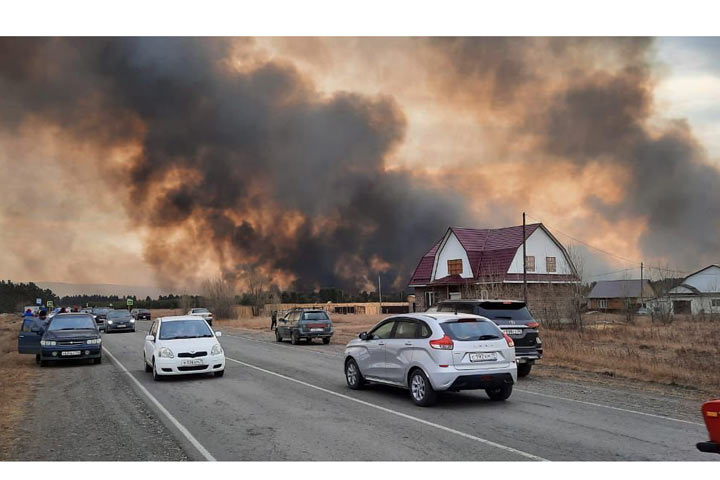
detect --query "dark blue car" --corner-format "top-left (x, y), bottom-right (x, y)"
top-left (18, 313), bottom-right (103, 366)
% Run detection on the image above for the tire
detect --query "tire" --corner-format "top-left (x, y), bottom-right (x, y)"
top-left (486, 384), bottom-right (513, 401)
top-left (409, 369), bottom-right (437, 407)
top-left (345, 358), bottom-right (365, 390)
top-left (306, 337), bottom-right (313, 344)
top-left (214, 370), bottom-right (225, 377)
top-left (291, 332), bottom-right (299, 345)
top-left (94, 357), bottom-right (102, 365)
top-left (35, 354), bottom-right (40, 365)
top-left (39, 359), bottom-right (47, 367)
top-left (275, 329), bottom-right (282, 342)
top-left (517, 363), bottom-right (532, 378)
top-left (322, 337), bottom-right (331, 345)
top-left (152, 359), bottom-right (162, 381)
top-left (144, 354), bottom-right (152, 372)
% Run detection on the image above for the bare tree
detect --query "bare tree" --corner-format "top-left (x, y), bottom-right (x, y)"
top-left (201, 276), bottom-right (236, 320)
top-left (246, 270), bottom-right (269, 317)
top-left (649, 264), bottom-right (675, 325)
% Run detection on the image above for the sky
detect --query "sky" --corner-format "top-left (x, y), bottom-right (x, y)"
top-left (1, 37), bottom-right (719, 293)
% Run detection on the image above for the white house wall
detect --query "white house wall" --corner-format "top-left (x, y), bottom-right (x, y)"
top-left (433, 232), bottom-right (473, 280)
top-left (507, 227), bottom-right (572, 275)
top-left (682, 265), bottom-right (720, 293)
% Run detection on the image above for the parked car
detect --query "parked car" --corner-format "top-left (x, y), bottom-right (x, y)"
top-left (187, 307), bottom-right (213, 326)
top-left (435, 299), bottom-right (542, 377)
top-left (697, 399), bottom-right (720, 454)
top-left (36, 313), bottom-right (102, 366)
top-left (92, 307), bottom-right (111, 331)
top-left (344, 313), bottom-right (517, 406)
top-left (131, 308), bottom-right (152, 321)
top-left (105, 309), bottom-right (136, 333)
top-left (275, 309), bottom-right (334, 344)
top-left (143, 315), bottom-right (225, 380)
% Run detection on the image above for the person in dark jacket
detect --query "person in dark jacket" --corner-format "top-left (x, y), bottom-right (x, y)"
top-left (270, 310), bottom-right (277, 331)
top-left (23, 309), bottom-right (34, 317)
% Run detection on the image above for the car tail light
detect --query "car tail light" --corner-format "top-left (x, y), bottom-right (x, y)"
top-left (526, 321), bottom-right (539, 328)
top-left (429, 335), bottom-right (454, 350)
top-left (503, 333), bottom-right (515, 348)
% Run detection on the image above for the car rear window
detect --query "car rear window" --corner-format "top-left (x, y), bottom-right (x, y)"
top-left (440, 319), bottom-right (502, 341)
top-left (478, 302), bottom-right (534, 321)
top-left (302, 312), bottom-right (329, 321)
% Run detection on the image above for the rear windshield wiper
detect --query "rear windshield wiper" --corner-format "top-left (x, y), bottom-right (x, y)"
top-left (477, 335), bottom-right (500, 340)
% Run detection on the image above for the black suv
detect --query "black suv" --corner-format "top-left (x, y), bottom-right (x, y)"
top-left (435, 299), bottom-right (542, 377)
top-left (275, 309), bottom-right (334, 345)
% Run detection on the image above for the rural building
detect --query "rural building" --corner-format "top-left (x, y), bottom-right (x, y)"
top-left (407, 223), bottom-right (579, 313)
top-left (662, 264), bottom-right (720, 315)
top-left (587, 279), bottom-right (655, 312)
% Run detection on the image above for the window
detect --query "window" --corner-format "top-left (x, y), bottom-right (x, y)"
top-left (425, 291), bottom-right (435, 307)
top-left (447, 259), bottom-right (463, 276)
top-left (370, 321), bottom-right (395, 339)
top-left (546, 256), bottom-right (557, 273)
top-left (393, 320), bottom-right (418, 339)
top-left (418, 322), bottom-right (432, 338)
top-left (712, 299), bottom-right (720, 307)
top-left (599, 299), bottom-right (608, 309)
top-left (525, 255), bottom-right (535, 272)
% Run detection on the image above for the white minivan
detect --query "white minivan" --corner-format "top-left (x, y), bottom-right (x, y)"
top-left (144, 315), bottom-right (225, 380)
top-left (344, 313), bottom-right (517, 406)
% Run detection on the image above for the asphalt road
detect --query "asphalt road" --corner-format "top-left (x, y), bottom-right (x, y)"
top-left (84, 320), bottom-right (718, 462)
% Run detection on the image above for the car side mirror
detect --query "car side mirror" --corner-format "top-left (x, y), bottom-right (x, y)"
top-left (215, 331), bottom-right (222, 337)
top-left (359, 332), bottom-right (368, 341)
top-left (145, 335), bottom-right (155, 342)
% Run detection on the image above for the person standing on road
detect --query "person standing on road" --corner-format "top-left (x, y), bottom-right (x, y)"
top-left (23, 309), bottom-right (34, 317)
top-left (270, 310), bottom-right (277, 330)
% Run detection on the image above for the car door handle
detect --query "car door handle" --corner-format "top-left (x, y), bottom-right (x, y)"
top-left (378, 342), bottom-right (385, 346)
top-left (404, 342), bottom-right (412, 346)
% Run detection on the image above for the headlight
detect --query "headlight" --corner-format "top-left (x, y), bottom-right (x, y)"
top-left (158, 347), bottom-right (174, 358)
top-left (86, 338), bottom-right (101, 345)
top-left (211, 343), bottom-right (223, 355)
top-left (130, 319), bottom-right (136, 323)
top-left (40, 340), bottom-right (56, 346)
top-left (107, 320), bottom-right (113, 324)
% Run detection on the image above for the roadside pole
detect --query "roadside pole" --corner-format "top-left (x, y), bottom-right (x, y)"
top-left (523, 212), bottom-right (527, 304)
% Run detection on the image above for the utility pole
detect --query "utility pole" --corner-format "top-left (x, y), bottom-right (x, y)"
top-left (378, 275), bottom-right (382, 313)
top-left (523, 212), bottom-right (527, 304)
top-left (640, 262), bottom-right (644, 308)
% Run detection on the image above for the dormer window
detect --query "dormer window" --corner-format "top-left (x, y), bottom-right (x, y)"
top-left (448, 259), bottom-right (463, 276)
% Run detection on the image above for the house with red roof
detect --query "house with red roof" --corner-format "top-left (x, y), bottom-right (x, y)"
top-left (408, 223), bottom-right (579, 311)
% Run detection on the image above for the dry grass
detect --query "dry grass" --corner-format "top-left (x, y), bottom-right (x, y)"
top-left (0, 314), bottom-right (41, 460)
top-left (542, 314), bottom-right (720, 394)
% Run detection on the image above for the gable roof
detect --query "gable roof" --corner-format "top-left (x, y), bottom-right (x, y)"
top-left (587, 279), bottom-right (655, 299)
top-left (409, 223), bottom-right (569, 287)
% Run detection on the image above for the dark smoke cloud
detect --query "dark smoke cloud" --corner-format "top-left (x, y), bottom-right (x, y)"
top-left (0, 37), bottom-right (469, 291)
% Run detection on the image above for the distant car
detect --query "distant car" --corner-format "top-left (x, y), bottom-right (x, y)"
top-left (105, 309), bottom-right (136, 333)
top-left (344, 313), bottom-right (517, 406)
top-left (143, 315), bottom-right (225, 380)
top-left (131, 308), bottom-right (151, 321)
top-left (275, 309), bottom-right (334, 344)
top-left (697, 399), bottom-right (720, 454)
top-left (435, 299), bottom-right (543, 377)
top-left (92, 307), bottom-right (112, 331)
top-left (187, 308), bottom-right (213, 326)
top-left (36, 313), bottom-right (102, 366)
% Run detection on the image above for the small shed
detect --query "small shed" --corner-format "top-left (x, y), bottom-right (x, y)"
top-left (587, 279), bottom-right (655, 312)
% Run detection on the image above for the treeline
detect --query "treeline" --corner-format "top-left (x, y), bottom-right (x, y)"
top-left (0, 280), bottom-right (60, 313)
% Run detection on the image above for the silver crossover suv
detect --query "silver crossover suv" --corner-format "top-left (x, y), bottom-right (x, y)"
top-left (344, 313), bottom-right (517, 406)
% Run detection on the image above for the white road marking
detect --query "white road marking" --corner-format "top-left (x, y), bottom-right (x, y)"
top-left (225, 356), bottom-right (547, 461)
top-left (516, 389), bottom-right (704, 426)
top-left (103, 347), bottom-right (217, 461)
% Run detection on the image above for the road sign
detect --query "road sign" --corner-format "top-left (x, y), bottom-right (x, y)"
top-left (36, 298), bottom-right (42, 305)
top-left (47, 300), bottom-right (54, 308)
top-left (127, 298), bottom-right (134, 306)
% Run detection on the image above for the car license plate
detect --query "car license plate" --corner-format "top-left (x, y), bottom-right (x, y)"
top-left (181, 359), bottom-right (203, 366)
top-left (504, 329), bottom-right (523, 335)
top-left (469, 352), bottom-right (497, 362)
top-left (61, 350), bottom-right (81, 356)
top-left (311, 328), bottom-right (323, 332)
top-left (116, 324), bottom-right (126, 328)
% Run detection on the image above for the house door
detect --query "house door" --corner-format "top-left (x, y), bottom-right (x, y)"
top-left (673, 300), bottom-right (691, 315)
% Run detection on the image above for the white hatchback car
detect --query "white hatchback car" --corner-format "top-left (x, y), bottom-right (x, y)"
top-left (143, 315), bottom-right (225, 380)
top-left (344, 313), bottom-right (517, 406)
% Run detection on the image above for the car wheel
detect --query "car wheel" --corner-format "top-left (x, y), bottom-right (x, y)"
top-left (214, 370), bottom-right (224, 377)
top-left (291, 332), bottom-right (299, 345)
top-left (322, 337), bottom-right (331, 345)
top-left (144, 354), bottom-right (152, 372)
top-left (94, 357), bottom-right (102, 365)
top-left (486, 384), bottom-right (513, 401)
top-left (409, 369), bottom-right (437, 407)
top-left (306, 337), bottom-right (313, 344)
top-left (517, 363), bottom-right (532, 377)
top-left (39, 359), bottom-right (47, 367)
top-left (275, 329), bottom-right (283, 342)
top-left (152, 359), bottom-right (162, 381)
top-left (35, 354), bottom-right (40, 365)
top-left (345, 358), bottom-right (365, 390)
